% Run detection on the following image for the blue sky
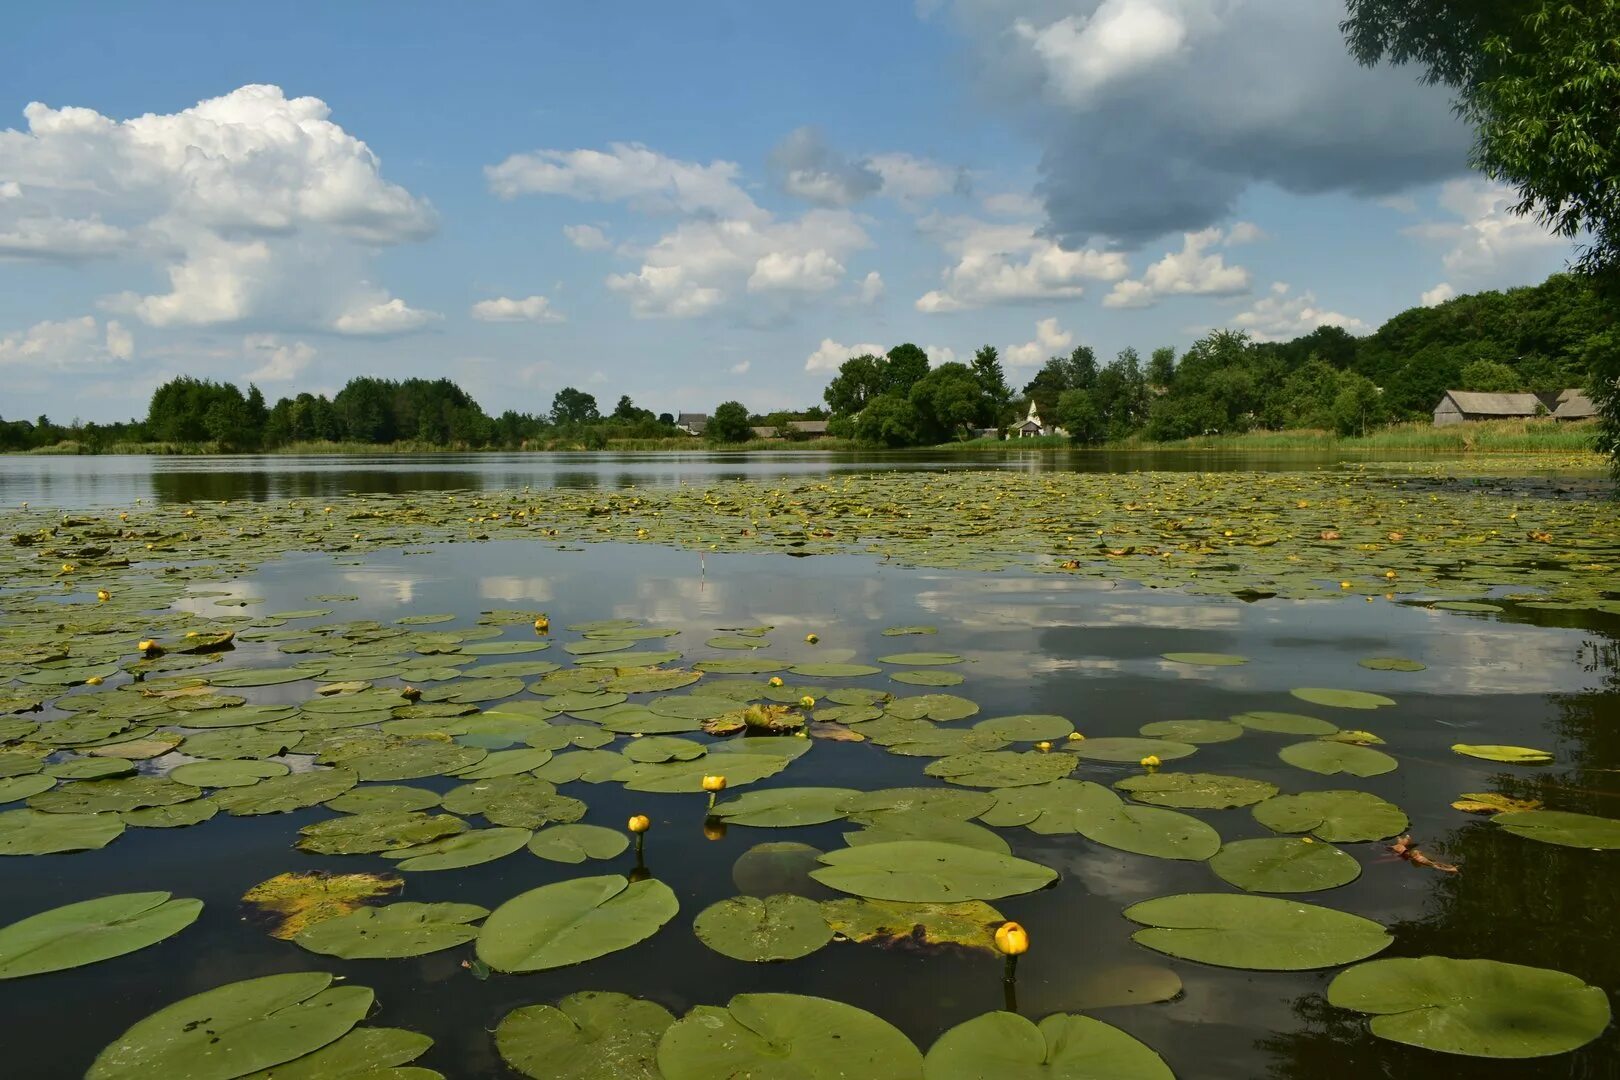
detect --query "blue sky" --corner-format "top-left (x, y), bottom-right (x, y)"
top-left (0, 1), bottom-right (1581, 422)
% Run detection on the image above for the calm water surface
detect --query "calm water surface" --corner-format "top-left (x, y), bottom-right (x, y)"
top-left (1, 456), bottom-right (1615, 1078)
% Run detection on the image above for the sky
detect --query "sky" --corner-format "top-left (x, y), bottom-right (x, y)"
top-left (0, 0), bottom-right (1583, 423)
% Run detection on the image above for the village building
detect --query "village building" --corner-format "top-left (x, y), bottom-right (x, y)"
top-left (1432, 391), bottom-right (1546, 425)
top-left (675, 412), bottom-right (708, 436)
top-left (1010, 400), bottom-right (1064, 438)
top-left (1552, 389), bottom-right (1597, 421)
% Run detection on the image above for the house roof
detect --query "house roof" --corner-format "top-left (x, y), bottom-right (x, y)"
top-left (676, 412), bottom-right (708, 423)
top-left (1554, 391), bottom-right (1597, 419)
top-left (749, 425), bottom-right (781, 439)
top-left (787, 420), bottom-right (829, 434)
top-left (1439, 391), bottom-right (1543, 416)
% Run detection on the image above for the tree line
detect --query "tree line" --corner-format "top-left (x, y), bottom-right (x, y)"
top-left (816, 271), bottom-right (1611, 445)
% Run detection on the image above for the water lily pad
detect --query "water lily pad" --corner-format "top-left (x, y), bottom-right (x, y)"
top-left (790, 663), bottom-right (883, 678)
top-left (1209, 837), bottom-right (1362, 893)
top-left (528, 824), bottom-right (629, 863)
top-left (1065, 964), bottom-right (1185, 1009)
top-left (1138, 719), bottom-right (1243, 744)
top-left (712, 787), bottom-right (860, 828)
top-left (0, 775), bottom-right (55, 804)
top-left (1162, 652), bottom-right (1249, 667)
top-left (1326, 956), bottom-right (1611, 1058)
top-left (621, 736), bottom-right (705, 764)
top-left (325, 785), bottom-right (441, 814)
top-left (882, 626), bottom-right (937, 636)
top-left (810, 840), bottom-right (1057, 902)
top-left (973, 715), bottom-right (1073, 741)
top-left (292, 901), bottom-right (487, 959)
top-left (1232, 711), bottom-right (1338, 736)
top-left (386, 826), bottom-right (533, 871)
top-left (296, 810), bottom-right (466, 856)
top-left (693, 894), bottom-right (833, 962)
top-left (1068, 737), bottom-right (1197, 764)
top-left (1115, 772), bottom-right (1278, 809)
top-left (819, 897), bottom-right (1003, 954)
top-left (1492, 809), bottom-right (1620, 849)
top-left (656, 993), bottom-right (922, 1080)
top-left (207, 667), bottom-right (316, 687)
top-left (845, 812), bottom-right (1011, 855)
top-left (1452, 744), bottom-right (1554, 765)
top-left (979, 779), bottom-right (1220, 860)
top-left (476, 874), bottom-right (678, 973)
top-left (1358, 657), bottom-right (1426, 671)
top-left (1279, 741), bottom-right (1398, 777)
top-left (0, 808), bottom-right (124, 854)
top-left (878, 653), bottom-right (963, 667)
top-left (616, 753), bottom-right (790, 792)
top-left (891, 670), bottom-right (965, 687)
top-left (238, 1027), bottom-right (434, 1079)
top-left (213, 768), bottom-right (358, 815)
top-left (496, 991), bottom-right (673, 1080)
top-left (349, 742), bottom-right (487, 781)
top-left (0, 891), bottom-right (202, 979)
top-left (170, 759), bottom-right (290, 789)
top-left (242, 871), bottom-right (402, 940)
top-left (1289, 688), bottom-right (1396, 710)
top-left (922, 1011), bottom-right (1172, 1080)
top-left (840, 788), bottom-right (996, 821)
top-left (534, 750), bottom-right (630, 785)
top-left (924, 751), bottom-right (1076, 788)
top-left (452, 747), bottom-right (555, 779)
top-left (122, 800), bottom-right (220, 829)
top-left (1124, 892), bottom-right (1391, 970)
top-left (85, 971), bottom-right (373, 1080)
top-left (1252, 790), bottom-right (1408, 842)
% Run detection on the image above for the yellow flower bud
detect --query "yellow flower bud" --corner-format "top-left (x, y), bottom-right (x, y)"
top-left (96, 590), bottom-right (111, 602)
top-left (799, 695), bottom-right (816, 709)
top-left (1066, 732), bottom-right (1084, 741)
top-left (1339, 581), bottom-right (1352, 590)
top-left (137, 639), bottom-right (156, 653)
top-left (627, 814), bottom-right (651, 834)
top-left (1384, 570), bottom-right (1397, 580)
top-left (701, 775), bottom-right (727, 794)
top-left (85, 676), bottom-right (103, 686)
top-left (1141, 754), bottom-right (1162, 769)
top-left (1035, 741), bottom-right (1052, 752)
top-left (994, 921), bottom-right (1030, 956)
top-left (60, 563), bottom-right (75, 574)
top-left (804, 633), bottom-right (819, 644)
top-left (768, 676), bottom-right (784, 687)
top-left (400, 686), bottom-right (422, 702)
top-left (533, 615), bottom-right (550, 634)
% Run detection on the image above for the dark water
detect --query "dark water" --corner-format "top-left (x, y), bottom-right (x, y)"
top-left (4, 448), bottom-right (1605, 507)
top-left (3, 533), bottom-right (1617, 1078)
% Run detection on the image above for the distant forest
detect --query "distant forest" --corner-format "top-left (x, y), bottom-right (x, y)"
top-left (1, 271), bottom-right (1610, 452)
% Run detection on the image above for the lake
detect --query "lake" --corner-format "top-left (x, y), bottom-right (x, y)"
top-left (0, 452), bottom-right (1615, 1079)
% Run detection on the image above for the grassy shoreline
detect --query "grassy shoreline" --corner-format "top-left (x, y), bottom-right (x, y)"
top-left (10, 419), bottom-right (1600, 457)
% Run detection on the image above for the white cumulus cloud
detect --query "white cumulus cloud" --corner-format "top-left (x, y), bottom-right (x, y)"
top-left (562, 224), bottom-right (609, 250)
top-left (470, 295), bottom-right (564, 323)
top-left (804, 338), bottom-right (886, 373)
top-left (1004, 317), bottom-right (1073, 368)
top-left (244, 334), bottom-right (315, 382)
top-left (1228, 282), bottom-right (1368, 341)
top-left (858, 271), bottom-right (885, 304)
top-left (1014, 0), bottom-right (1191, 105)
top-left (916, 216), bottom-right (1127, 312)
top-left (487, 142), bottom-right (759, 220)
top-left (332, 297), bottom-right (440, 336)
top-left (1420, 282), bottom-right (1457, 307)
top-left (1103, 226), bottom-right (1251, 308)
top-left (729, 359), bottom-right (752, 375)
top-left (0, 316), bottom-right (132, 370)
top-left (0, 85), bottom-right (436, 331)
top-left (1405, 179), bottom-right (1574, 289)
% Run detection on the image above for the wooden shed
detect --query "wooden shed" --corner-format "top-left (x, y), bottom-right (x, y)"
top-left (1432, 391), bottom-right (1543, 426)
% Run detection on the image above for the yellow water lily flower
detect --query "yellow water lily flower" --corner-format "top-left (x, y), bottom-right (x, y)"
top-left (1035, 741), bottom-right (1052, 752)
top-left (533, 615), bottom-right (550, 634)
top-left (768, 676), bottom-right (784, 687)
top-left (994, 921), bottom-right (1029, 956)
top-left (1066, 732), bottom-right (1084, 741)
top-left (627, 815), bottom-right (651, 834)
top-left (701, 775), bottom-right (727, 793)
top-left (1141, 754), bottom-right (1162, 769)
top-left (804, 633), bottom-right (819, 644)
top-left (96, 590), bottom-right (110, 602)
top-left (85, 676), bottom-right (103, 686)
top-left (799, 695), bottom-right (816, 709)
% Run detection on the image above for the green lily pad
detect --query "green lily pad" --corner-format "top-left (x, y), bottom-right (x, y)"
top-left (972, 715), bottom-right (1073, 742)
top-left (0, 775), bottom-right (56, 804)
top-left (528, 824), bottom-right (630, 863)
top-left (1452, 744), bottom-right (1554, 765)
top-left (877, 652), bottom-right (963, 666)
top-left (810, 840), bottom-right (1057, 902)
top-left (732, 842), bottom-right (828, 898)
top-left (1492, 809), bottom-right (1620, 849)
top-left (1115, 772), bottom-right (1278, 809)
top-left (1326, 956), bottom-right (1611, 1058)
top-left (819, 897), bottom-right (1003, 954)
top-left (1162, 652), bottom-right (1249, 667)
top-left (385, 826), bottom-right (533, 871)
top-left (122, 801), bottom-right (220, 829)
top-left (324, 785), bottom-right (441, 814)
top-left (693, 894), bottom-right (833, 962)
top-left (1138, 719), bottom-right (1243, 744)
top-left (890, 670), bottom-right (965, 687)
top-left (979, 779), bottom-right (1220, 860)
top-left (845, 812), bottom-right (1010, 855)
top-left (924, 751), bottom-right (1076, 788)
top-left (85, 971), bottom-right (373, 1080)
top-left (1279, 741), bottom-right (1398, 777)
top-left (1358, 657), bottom-right (1426, 671)
top-left (1123, 892), bottom-right (1391, 970)
top-left (656, 993), bottom-right (922, 1080)
top-left (886, 694), bottom-right (980, 722)
top-left (452, 747), bottom-right (555, 779)
top-left (711, 787), bottom-right (860, 828)
top-left (1209, 837), bottom-right (1362, 893)
top-left (442, 775), bottom-right (586, 828)
top-left (1253, 790), bottom-right (1408, 842)
top-left (496, 991), bottom-right (673, 1080)
top-left (1289, 688), bottom-right (1396, 710)
top-left (621, 736), bottom-right (705, 764)
top-left (0, 891), bottom-right (202, 979)
top-left (170, 759), bottom-right (290, 789)
top-left (476, 875), bottom-right (679, 973)
top-left (1232, 711), bottom-right (1338, 736)
top-left (922, 1011), bottom-right (1172, 1080)
top-left (616, 754), bottom-right (791, 793)
top-left (534, 750), bottom-right (630, 785)
top-left (349, 742), bottom-right (487, 781)
top-left (839, 788), bottom-right (996, 821)
top-left (238, 1027), bottom-right (434, 1079)
top-left (46, 757), bottom-right (135, 781)
top-left (207, 667), bottom-right (316, 688)
top-left (790, 663), bottom-right (883, 678)
top-left (296, 811), bottom-right (466, 856)
top-left (1068, 737), bottom-right (1197, 764)
top-left (882, 626), bottom-right (937, 636)
top-left (0, 808), bottom-right (124, 854)
top-left (292, 901), bottom-right (487, 958)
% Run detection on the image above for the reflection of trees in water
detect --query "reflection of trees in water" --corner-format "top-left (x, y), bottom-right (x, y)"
top-left (1260, 629), bottom-right (1619, 1079)
top-left (150, 470), bottom-right (490, 502)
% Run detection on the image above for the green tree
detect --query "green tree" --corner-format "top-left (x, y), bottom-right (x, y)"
top-left (1332, 372), bottom-right (1385, 437)
top-left (1459, 358), bottom-right (1520, 392)
top-left (1147, 346), bottom-right (1177, 390)
top-left (970, 345), bottom-right (1012, 426)
top-left (550, 387), bottom-right (600, 427)
top-left (909, 362), bottom-right (984, 442)
top-left (883, 343), bottom-right (931, 396)
top-left (853, 393), bottom-right (920, 447)
top-left (1342, 0), bottom-right (1620, 470)
top-left (1055, 389), bottom-right (1104, 444)
top-left (823, 354), bottom-right (886, 416)
top-left (708, 400), bottom-right (752, 443)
